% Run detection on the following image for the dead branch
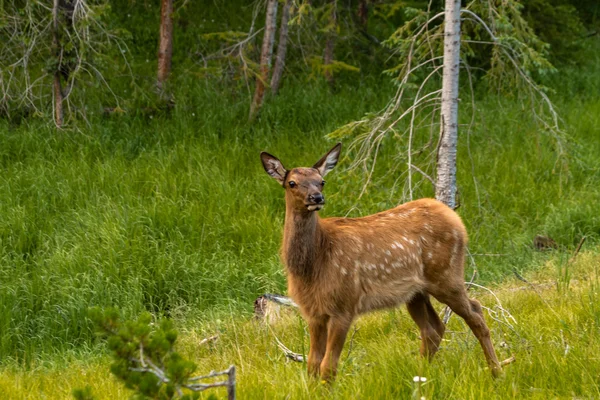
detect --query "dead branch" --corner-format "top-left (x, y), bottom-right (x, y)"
top-left (199, 335), bottom-right (219, 346)
top-left (500, 355), bottom-right (516, 367)
top-left (568, 236), bottom-right (586, 264)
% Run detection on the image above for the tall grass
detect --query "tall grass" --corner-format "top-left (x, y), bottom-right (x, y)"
top-left (2, 251), bottom-right (600, 399)
top-left (1, 49), bottom-right (600, 367)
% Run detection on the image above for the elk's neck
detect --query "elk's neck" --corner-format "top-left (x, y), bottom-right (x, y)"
top-left (282, 205), bottom-right (326, 279)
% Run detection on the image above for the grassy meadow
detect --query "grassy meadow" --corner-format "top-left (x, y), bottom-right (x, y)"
top-left (1, 33), bottom-right (600, 398)
top-left (1, 251), bottom-right (600, 399)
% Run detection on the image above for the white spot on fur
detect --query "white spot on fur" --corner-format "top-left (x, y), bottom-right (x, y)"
top-left (341, 268), bottom-right (347, 275)
top-left (385, 250), bottom-right (392, 256)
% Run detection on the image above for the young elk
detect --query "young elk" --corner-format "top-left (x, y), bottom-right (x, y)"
top-left (260, 143), bottom-right (502, 381)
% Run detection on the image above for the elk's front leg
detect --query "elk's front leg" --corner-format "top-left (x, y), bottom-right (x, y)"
top-left (307, 316), bottom-right (329, 377)
top-left (320, 315), bottom-right (352, 382)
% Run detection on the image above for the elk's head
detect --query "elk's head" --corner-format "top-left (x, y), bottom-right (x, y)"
top-left (261, 143), bottom-right (342, 213)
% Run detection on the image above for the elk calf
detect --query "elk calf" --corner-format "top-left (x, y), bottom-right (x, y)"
top-left (260, 143), bottom-right (502, 381)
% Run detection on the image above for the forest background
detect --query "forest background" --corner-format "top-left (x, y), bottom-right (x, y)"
top-left (1, 0), bottom-right (600, 398)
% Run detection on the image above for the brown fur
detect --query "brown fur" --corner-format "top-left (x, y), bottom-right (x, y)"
top-left (261, 144), bottom-right (502, 381)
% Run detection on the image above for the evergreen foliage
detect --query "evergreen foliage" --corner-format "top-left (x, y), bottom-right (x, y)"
top-left (78, 307), bottom-right (233, 399)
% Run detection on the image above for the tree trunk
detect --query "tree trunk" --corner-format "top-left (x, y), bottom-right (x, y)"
top-left (249, 0), bottom-right (278, 120)
top-left (358, 0), bottom-right (368, 29)
top-left (323, 1), bottom-right (337, 87)
top-left (435, 0), bottom-right (461, 209)
top-left (271, 0), bottom-right (292, 96)
top-left (52, 0), bottom-right (64, 128)
top-left (53, 72), bottom-right (64, 127)
top-left (157, 0), bottom-right (173, 92)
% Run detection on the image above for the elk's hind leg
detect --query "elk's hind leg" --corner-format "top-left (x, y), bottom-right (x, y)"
top-left (407, 292), bottom-right (445, 358)
top-left (432, 288), bottom-right (502, 377)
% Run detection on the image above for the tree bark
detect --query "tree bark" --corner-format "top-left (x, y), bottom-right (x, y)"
top-left (358, 0), bottom-right (368, 29)
top-left (52, 72), bottom-right (64, 127)
top-left (271, 0), bottom-right (292, 96)
top-left (435, 0), bottom-right (461, 209)
top-left (157, 0), bottom-right (173, 92)
top-left (323, 1), bottom-right (337, 87)
top-left (52, 0), bottom-right (64, 128)
top-left (249, 0), bottom-right (278, 120)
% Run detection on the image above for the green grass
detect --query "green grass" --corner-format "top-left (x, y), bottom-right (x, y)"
top-left (2, 250), bottom-right (600, 399)
top-left (1, 37), bottom-right (600, 397)
top-left (1, 72), bottom-right (600, 365)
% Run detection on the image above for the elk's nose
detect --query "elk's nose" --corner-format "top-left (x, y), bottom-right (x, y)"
top-left (309, 193), bottom-right (325, 204)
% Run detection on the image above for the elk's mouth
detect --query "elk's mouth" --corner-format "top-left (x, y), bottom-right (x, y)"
top-left (306, 204), bottom-right (324, 211)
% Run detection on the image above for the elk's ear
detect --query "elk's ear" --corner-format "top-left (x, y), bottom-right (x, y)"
top-left (313, 142), bottom-right (342, 177)
top-left (260, 152), bottom-right (288, 185)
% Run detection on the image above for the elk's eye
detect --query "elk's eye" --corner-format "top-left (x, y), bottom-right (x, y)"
top-left (288, 181), bottom-right (297, 188)
top-left (321, 180), bottom-right (326, 186)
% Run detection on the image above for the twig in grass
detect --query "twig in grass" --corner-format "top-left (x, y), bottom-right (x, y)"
top-left (199, 335), bottom-right (219, 346)
top-left (500, 355), bottom-right (516, 367)
top-left (345, 325), bottom-right (360, 359)
top-left (271, 330), bottom-right (305, 362)
top-left (183, 365), bottom-right (236, 400)
top-left (469, 282), bottom-right (517, 327)
top-left (132, 343), bottom-right (236, 399)
top-left (568, 236), bottom-right (586, 265)
top-left (254, 293), bottom-right (305, 362)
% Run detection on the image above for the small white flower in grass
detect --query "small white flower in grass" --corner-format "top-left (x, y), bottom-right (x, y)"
top-left (413, 376), bottom-right (427, 383)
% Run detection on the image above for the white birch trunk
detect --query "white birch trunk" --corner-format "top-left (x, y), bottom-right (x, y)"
top-left (435, 0), bottom-right (461, 209)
